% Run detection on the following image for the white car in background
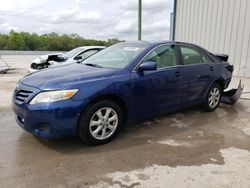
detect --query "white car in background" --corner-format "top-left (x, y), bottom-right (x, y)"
top-left (29, 46), bottom-right (105, 72)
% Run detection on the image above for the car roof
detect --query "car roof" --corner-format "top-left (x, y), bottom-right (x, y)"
top-left (123, 40), bottom-right (202, 48)
top-left (77, 46), bottom-right (106, 50)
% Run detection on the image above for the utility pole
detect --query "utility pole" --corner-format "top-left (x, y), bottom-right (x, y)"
top-left (138, 0), bottom-right (142, 40)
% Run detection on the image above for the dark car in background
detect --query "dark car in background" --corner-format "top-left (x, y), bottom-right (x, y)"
top-left (29, 46), bottom-right (105, 72)
top-left (13, 41), bottom-right (239, 145)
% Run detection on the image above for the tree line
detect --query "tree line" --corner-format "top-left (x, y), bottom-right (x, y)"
top-left (0, 31), bottom-right (121, 51)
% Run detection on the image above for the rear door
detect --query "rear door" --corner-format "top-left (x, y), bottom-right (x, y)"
top-left (130, 44), bottom-right (183, 117)
top-left (177, 45), bottom-right (219, 105)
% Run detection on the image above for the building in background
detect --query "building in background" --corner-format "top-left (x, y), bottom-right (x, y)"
top-left (172, 0), bottom-right (250, 77)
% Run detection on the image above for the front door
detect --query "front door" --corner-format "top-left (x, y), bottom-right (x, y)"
top-left (130, 44), bottom-right (183, 118)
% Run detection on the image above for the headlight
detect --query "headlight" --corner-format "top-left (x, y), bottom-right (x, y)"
top-left (29, 89), bottom-right (79, 105)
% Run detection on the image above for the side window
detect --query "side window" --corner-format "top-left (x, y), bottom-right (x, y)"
top-left (180, 46), bottom-right (211, 65)
top-left (143, 45), bottom-right (176, 68)
top-left (78, 49), bottom-right (99, 60)
top-left (201, 53), bottom-right (211, 64)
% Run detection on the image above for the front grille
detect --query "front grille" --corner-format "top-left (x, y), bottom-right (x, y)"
top-left (14, 90), bottom-right (33, 104)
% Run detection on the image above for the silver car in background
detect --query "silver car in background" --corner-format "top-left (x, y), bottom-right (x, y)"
top-left (29, 46), bottom-right (105, 72)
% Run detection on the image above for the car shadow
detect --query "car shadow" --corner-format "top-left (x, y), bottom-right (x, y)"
top-left (14, 102), bottom-right (249, 180)
top-left (29, 104), bottom-right (239, 155)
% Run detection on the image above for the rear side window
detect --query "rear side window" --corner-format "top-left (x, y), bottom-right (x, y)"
top-left (180, 46), bottom-right (211, 65)
top-left (143, 45), bottom-right (177, 68)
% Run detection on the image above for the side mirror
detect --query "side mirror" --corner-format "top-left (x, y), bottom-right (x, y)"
top-left (138, 61), bottom-right (157, 72)
top-left (74, 56), bottom-right (82, 60)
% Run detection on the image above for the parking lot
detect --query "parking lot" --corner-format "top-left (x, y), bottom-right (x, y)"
top-left (1, 55), bottom-right (250, 188)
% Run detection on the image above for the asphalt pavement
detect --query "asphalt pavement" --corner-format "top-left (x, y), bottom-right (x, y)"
top-left (1, 55), bottom-right (250, 188)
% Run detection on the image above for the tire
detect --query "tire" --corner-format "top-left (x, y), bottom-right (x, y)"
top-left (202, 83), bottom-right (222, 112)
top-left (78, 100), bottom-right (123, 145)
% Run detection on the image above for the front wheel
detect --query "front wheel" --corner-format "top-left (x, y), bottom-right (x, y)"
top-left (78, 100), bottom-right (123, 145)
top-left (202, 83), bottom-right (222, 111)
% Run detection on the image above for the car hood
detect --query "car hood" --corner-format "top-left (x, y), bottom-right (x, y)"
top-left (50, 59), bottom-right (75, 67)
top-left (21, 63), bottom-right (117, 90)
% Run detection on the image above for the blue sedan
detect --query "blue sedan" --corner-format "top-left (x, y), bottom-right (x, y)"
top-left (13, 41), bottom-right (235, 145)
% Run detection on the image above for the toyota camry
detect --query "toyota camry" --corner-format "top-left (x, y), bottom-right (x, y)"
top-left (12, 41), bottom-right (242, 145)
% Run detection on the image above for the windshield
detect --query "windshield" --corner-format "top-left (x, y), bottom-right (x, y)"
top-left (63, 47), bottom-right (85, 59)
top-left (82, 43), bottom-right (147, 68)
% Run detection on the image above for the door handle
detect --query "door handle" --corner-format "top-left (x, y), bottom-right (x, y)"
top-left (175, 71), bottom-right (181, 77)
top-left (210, 66), bottom-right (214, 71)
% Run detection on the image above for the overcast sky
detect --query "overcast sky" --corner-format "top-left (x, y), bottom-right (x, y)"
top-left (0, 0), bottom-right (173, 41)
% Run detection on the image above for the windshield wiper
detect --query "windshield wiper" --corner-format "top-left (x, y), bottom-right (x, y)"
top-left (84, 63), bottom-right (103, 68)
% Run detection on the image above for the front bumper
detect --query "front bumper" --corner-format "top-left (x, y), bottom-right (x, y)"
top-left (12, 83), bottom-right (85, 139)
top-left (13, 100), bottom-right (84, 139)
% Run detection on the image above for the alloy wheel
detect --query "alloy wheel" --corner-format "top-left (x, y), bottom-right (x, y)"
top-left (89, 107), bottom-right (118, 140)
top-left (208, 87), bottom-right (220, 108)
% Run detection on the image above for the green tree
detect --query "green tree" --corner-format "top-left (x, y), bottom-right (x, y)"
top-left (0, 34), bottom-right (9, 50)
top-left (0, 31), bottom-right (122, 51)
top-left (7, 31), bottom-right (26, 50)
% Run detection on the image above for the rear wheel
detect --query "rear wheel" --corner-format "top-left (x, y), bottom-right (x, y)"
top-left (202, 83), bottom-right (222, 111)
top-left (78, 100), bottom-right (123, 145)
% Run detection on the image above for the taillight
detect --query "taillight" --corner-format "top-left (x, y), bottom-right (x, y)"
top-left (226, 65), bottom-right (234, 72)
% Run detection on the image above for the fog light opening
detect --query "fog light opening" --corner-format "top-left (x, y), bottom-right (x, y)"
top-left (37, 123), bottom-right (50, 133)
top-left (17, 116), bottom-right (25, 125)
